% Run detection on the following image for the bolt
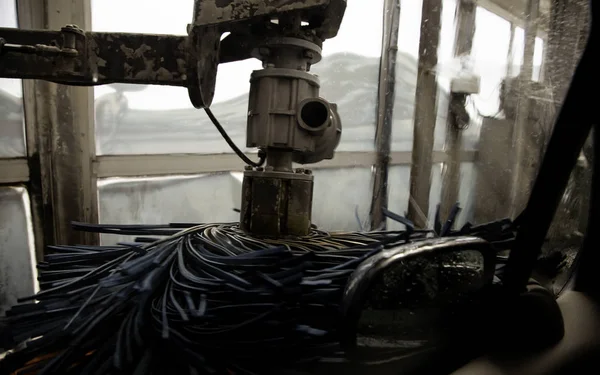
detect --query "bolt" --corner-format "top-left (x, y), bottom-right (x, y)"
top-left (304, 169), bottom-right (312, 175)
top-left (244, 165), bottom-right (253, 171)
top-left (295, 168), bottom-right (305, 174)
top-left (265, 166), bottom-right (274, 172)
top-left (304, 50), bottom-right (315, 59)
top-left (61, 24), bottom-right (83, 34)
top-left (256, 167), bottom-right (264, 172)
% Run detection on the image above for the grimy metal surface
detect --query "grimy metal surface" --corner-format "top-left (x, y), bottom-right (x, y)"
top-left (192, 0), bottom-right (346, 39)
top-left (439, 0), bottom-right (476, 223)
top-left (407, 0), bottom-right (443, 229)
top-left (14, 0), bottom-right (99, 255)
top-left (0, 28), bottom-right (189, 86)
top-left (240, 169), bottom-right (314, 236)
top-left (370, 0), bottom-right (401, 231)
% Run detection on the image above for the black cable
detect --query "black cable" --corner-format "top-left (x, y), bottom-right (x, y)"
top-left (0, 210), bottom-right (514, 374)
top-left (204, 107), bottom-right (266, 168)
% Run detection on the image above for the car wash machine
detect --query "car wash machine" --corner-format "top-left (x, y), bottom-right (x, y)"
top-left (0, 0), bottom-right (346, 238)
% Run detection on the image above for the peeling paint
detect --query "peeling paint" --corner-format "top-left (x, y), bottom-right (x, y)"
top-left (119, 44), bottom-right (135, 59)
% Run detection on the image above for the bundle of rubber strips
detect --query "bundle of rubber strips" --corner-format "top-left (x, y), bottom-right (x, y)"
top-left (0, 206), bottom-right (515, 375)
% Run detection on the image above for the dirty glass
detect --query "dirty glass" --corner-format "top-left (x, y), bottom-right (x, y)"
top-left (97, 167), bottom-right (371, 244)
top-left (311, 167), bottom-right (373, 231)
top-left (391, 0), bottom-right (456, 152)
top-left (0, 0), bottom-right (26, 158)
top-left (90, 0), bottom-right (590, 294)
top-left (0, 187), bottom-right (37, 315)
top-left (359, 250), bottom-right (486, 346)
top-left (97, 173), bottom-right (239, 244)
top-left (387, 164), bottom-right (443, 230)
top-left (91, 0), bottom-right (383, 155)
top-left (459, 0), bottom-right (590, 296)
top-left (537, 136), bottom-right (592, 296)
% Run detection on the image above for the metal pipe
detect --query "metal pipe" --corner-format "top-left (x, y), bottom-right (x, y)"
top-left (369, 0), bottom-right (401, 230)
top-left (266, 149), bottom-right (294, 172)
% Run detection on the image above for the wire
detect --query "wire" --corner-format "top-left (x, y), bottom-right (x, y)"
top-left (1, 210), bottom-right (515, 374)
top-left (204, 107), bottom-right (266, 168)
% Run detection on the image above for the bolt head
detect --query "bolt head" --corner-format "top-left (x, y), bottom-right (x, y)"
top-left (295, 168), bottom-right (305, 174)
top-left (256, 167), bottom-right (264, 172)
top-left (265, 166), bottom-right (274, 172)
top-left (244, 165), bottom-right (253, 171)
top-left (62, 24), bottom-right (83, 34)
top-left (304, 50), bottom-right (315, 59)
top-left (304, 169), bottom-right (312, 175)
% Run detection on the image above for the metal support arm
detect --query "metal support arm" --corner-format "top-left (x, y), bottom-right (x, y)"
top-left (0, 27), bottom-right (189, 87)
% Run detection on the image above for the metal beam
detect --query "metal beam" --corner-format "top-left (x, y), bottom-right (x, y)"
top-left (18, 0), bottom-right (98, 253)
top-left (94, 151), bottom-right (476, 179)
top-left (477, 0), bottom-right (549, 38)
top-left (0, 158), bottom-right (29, 184)
top-left (407, 0), bottom-right (443, 229)
top-left (17, 0), bottom-right (47, 262)
top-left (508, 0), bottom-right (540, 217)
top-left (439, 0), bottom-right (477, 223)
top-left (506, 22), bottom-right (516, 78)
top-left (370, 0), bottom-right (401, 230)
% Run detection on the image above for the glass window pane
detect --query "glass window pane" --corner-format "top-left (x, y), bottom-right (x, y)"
top-left (391, 0), bottom-right (421, 152)
top-left (541, 142), bottom-right (591, 295)
top-left (0, 0), bottom-right (26, 158)
top-left (98, 167), bottom-right (372, 244)
top-left (0, 187), bottom-right (37, 315)
top-left (455, 7), bottom-right (512, 151)
top-left (387, 164), bottom-right (442, 230)
top-left (92, 0), bottom-right (382, 155)
top-left (98, 173), bottom-right (240, 244)
top-left (510, 28), bottom-right (545, 81)
top-left (313, 0), bottom-right (383, 152)
top-left (311, 167), bottom-right (372, 231)
top-left (391, 0), bottom-right (456, 152)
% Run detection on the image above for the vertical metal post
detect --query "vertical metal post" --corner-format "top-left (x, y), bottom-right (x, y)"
top-left (407, 0), bottom-right (443, 228)
top-left (508, 0), bottom-right (539, 217)
top-left (370, 0), bottom-right (401, 230)
top-left (18, 0), bottom-right (98, 252)
top-left (17, 0), bottom-right (48, 262)
top-left (439, 0), bottom-right (476, 223)
top-left (506, 23), bottom-right (516, 79)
